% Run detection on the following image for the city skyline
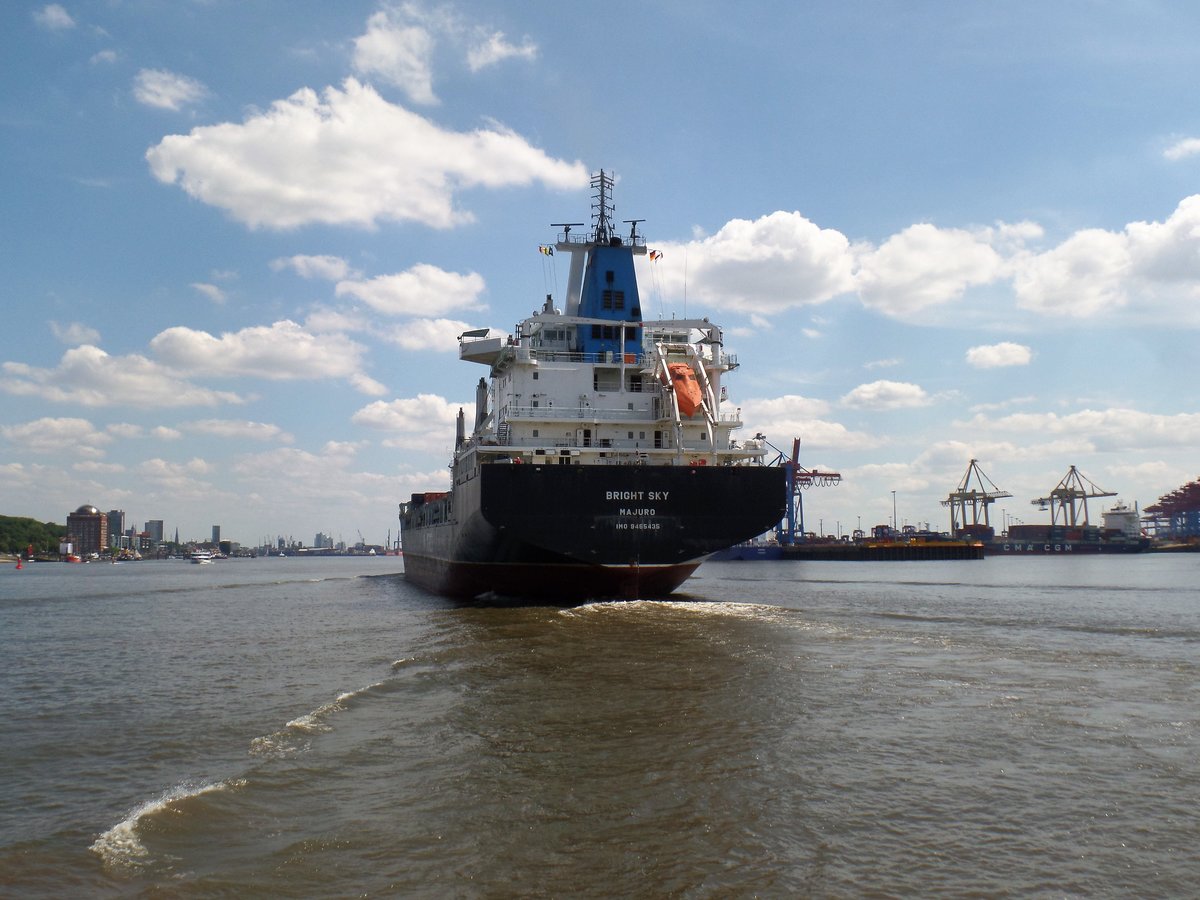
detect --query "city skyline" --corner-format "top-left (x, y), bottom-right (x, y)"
top-left (5, 3), bottom-right (1200, 542)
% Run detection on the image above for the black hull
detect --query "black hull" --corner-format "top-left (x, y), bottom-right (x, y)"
top-left (402, 464), bottom-right (787, 601)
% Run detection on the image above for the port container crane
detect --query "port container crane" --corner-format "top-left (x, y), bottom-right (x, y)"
top-left (762, 437), bottom-right (841, 543)
top-left (1031, 465), bottom-right (1115, 527)
top-left (942, 459), bottom-right (1011, 537)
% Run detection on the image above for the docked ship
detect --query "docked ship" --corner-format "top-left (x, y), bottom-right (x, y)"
top-left (399, 172), bottom-right (788, 601)
top-left (988, 500), bottom-right (1150, 555)
top-left (946, 461), bottom-right (1150, 555)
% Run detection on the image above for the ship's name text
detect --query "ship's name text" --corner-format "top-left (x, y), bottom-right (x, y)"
top-left (606, 490), bottom-right (669, 501)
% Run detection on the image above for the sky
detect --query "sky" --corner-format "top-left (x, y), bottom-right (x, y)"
top-left (4, 0), bottom-right (1200, 547)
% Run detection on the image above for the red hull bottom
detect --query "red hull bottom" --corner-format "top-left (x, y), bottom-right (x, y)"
top-left (402, 553), bottom-right (699, 603)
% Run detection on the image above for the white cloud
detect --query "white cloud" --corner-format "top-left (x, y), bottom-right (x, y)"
top-left (106, 423), bottom-right (143, 438)
top-left (840, 380), bottom-right (932, 410)
top-left (1, 417), bottom-right (111, 457)
top-left (854, 223), bottom-right (1008, 314)
top-left (352, 8), bottom-right (438, 105)
top-left (652, 211), bottom-right (855, 313)
top-left (968, 395), bottom-right (1037, 414)
top-left (74, 461), bottom-right (125, 474)
top-left (133, 68), bottom-right (208, 111)
top-left (183, 419), bottom-right (294, 443)
top-left (227, 444), bottom-right (434, 513)
top-left (865, 357), bottom-right (902, 370)
top-left (146, 78), bottom-right (588, 231)
top-left (148, 320), bottom-right (385, 394)
top-left (467, 31), bottom-right (537, 71)
top-left (140, 457), bottom-right (216, 494)
top-left (0, 346), bottom-right (244, 408)
top-left (33, 4), bottom-right (74, 30)
top-left (739, 395), bottom-right (876, 450)
top-left (1125, 194), bottom-right (1200, 286)
top-left (191, 282), bottom-right (227, 304)
top-left (153, 426), bottom-right (182, 440)
top-left (271, 254), bottom-right (355, 281)
top-left (742, 393), bottom-right (831, 420)
top-left (1013, 227), bottom-right (1131, 316)
top-left (349, 373), bottom-right (389, 395)
top-left (49, 321), bottom-right (101, 346)
top-left (335, 264), bottom-right (485, 316)
top-left (351, 393), bottom-right (463, 451)
top-left (304, 307), bottom-right (373, 333)
top-left (384, 318), bottom-right (478, 351)
top-left (91, 50), bottom-right (118, 65)
top-left (1164, 137), bottom-right (1200, 161)
top-left (965, 342), bottom-right (1032, 368)
top-left (964, 407), bottom-right (1200, 451)
top-left (1011, 195), bottom-right (1200, 319)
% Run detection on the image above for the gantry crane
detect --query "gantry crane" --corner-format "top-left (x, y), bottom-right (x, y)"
top-left (942, 459), bottom-right (1011, 537)
top-left (761, 437), bottom-right (841, 543)
top-left (1031, 465), bottom-right (1115, 527)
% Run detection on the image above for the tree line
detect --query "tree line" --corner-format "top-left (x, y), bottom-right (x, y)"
top-left (0, 515), bottom-right (68, 555)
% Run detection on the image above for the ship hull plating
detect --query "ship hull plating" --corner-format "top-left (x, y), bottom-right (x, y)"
top-left (987, 539), bottom-right (1150, 555)
top-left (402, 464), bottom-right (787, 602)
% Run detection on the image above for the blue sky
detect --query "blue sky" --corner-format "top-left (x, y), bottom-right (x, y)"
top-left (4, 1), bottom-right (1200, 547)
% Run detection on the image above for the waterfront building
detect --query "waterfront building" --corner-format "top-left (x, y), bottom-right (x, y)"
top-left (67, 505), bottom-right (109, 557)
top-left (107, 509), bottom-right (125, 549)
top-left (212, 525), bottom-right (221, 544)
top-left (146, 519), bottom-right (164, 543)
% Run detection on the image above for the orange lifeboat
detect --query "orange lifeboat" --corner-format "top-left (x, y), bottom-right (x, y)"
top-left (668, 363), bottom-right (702, 417)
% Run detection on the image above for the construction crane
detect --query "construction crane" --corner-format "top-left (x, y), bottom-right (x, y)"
top-left (1031, 465), bottom-right (1116, 527)
top-left (761, 437), bottom-right (841, 543)
top-left (942, 459), bottom-right (1011, 537)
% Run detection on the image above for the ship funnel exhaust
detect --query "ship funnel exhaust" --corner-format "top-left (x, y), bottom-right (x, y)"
top-left (474, 377), bottom-right (488, 430)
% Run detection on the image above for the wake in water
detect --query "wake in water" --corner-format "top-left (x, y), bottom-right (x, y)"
top-left (93, 672), bottom-right (410, 870)
top-left (89, 779), bottom-right (246, 870)
top-left (248, 679), bottom-right (394, 759)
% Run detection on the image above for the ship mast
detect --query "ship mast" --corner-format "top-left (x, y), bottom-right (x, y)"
top-left (591, 169), bottom-right (615, 243)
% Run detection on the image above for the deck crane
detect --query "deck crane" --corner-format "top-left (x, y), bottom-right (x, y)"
top-left (1031, 465), bottom-right (1116, 527)
top-left (942, 459), bottom-right (1011, 537)
top-left (761, 436), bottom-right (841, 543)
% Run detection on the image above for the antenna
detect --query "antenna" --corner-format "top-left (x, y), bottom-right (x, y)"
top-left (591, 170), bottom-right (615, 243)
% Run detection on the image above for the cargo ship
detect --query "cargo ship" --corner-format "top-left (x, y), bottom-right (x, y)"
top-left (946, 462), bottom-right (1150, 555)
top-left (984, 501), bottom-right (1150, 554)
top-left (399, 172), bottom-right (788, 601)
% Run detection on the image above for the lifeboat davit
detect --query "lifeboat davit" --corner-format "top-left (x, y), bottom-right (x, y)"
top-left (668, 363), bottom-right (702, 417)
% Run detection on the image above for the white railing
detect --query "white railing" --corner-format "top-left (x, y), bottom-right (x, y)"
top-left (529, 349), bottom-right (642, 365)
top-left (505, 405), bottom-right (654, 421)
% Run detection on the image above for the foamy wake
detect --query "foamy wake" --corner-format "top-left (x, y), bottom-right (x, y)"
top-left (563, 598), bottom-right (791, 620)
top-left (90, 779), bottom-right (246, 869)
top-left (249, 680), bottom-right (388, 758)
